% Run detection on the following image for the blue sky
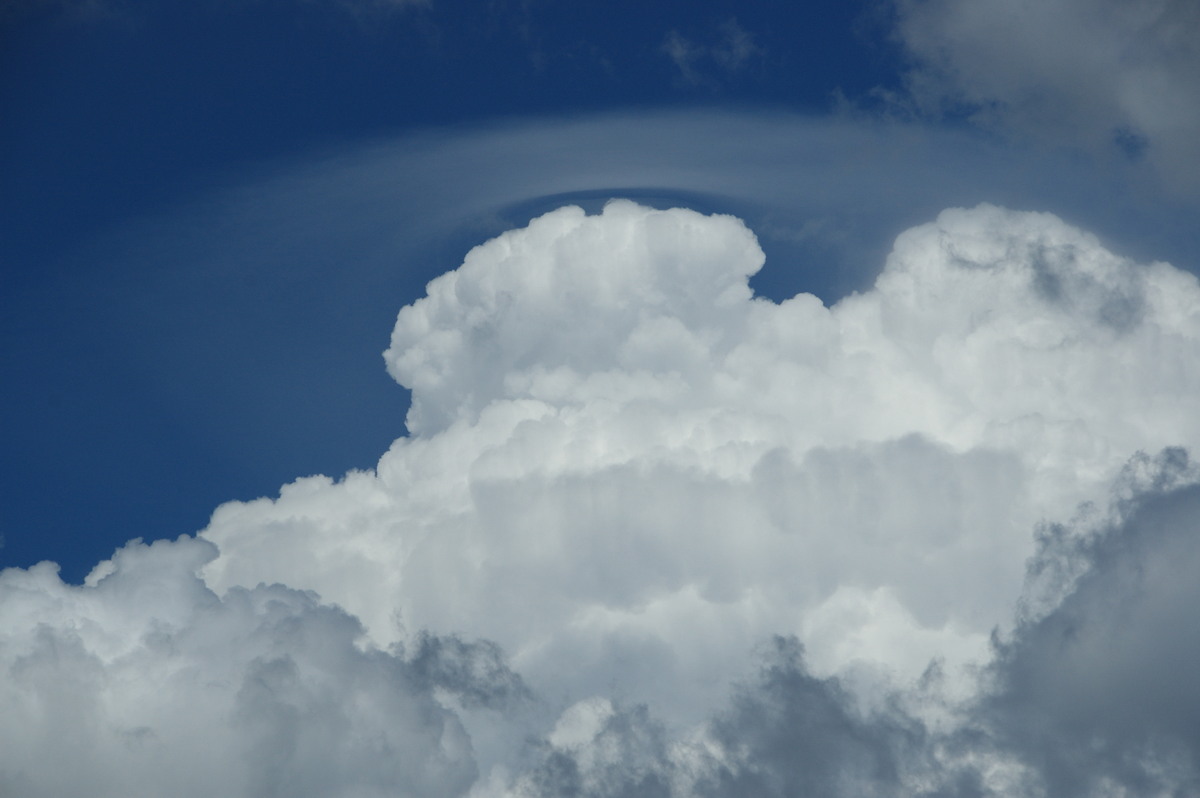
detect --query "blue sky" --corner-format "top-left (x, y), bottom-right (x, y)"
top-left (4, 3), bottom-right (1200, 797)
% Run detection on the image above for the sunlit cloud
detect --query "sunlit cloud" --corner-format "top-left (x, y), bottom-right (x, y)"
top-left (10, 191), bottom-right (1196, 794)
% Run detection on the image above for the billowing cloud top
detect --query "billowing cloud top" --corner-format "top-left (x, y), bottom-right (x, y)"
top-left (5, 201), bottom-right (1200, 796)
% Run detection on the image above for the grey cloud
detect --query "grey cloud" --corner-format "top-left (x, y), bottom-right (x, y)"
top-left (18, 193), bottom-right (1200, 797)
top-left (661, 31), bottom-right (705, 85)
top-left (24, 447), bottom-right (1198, 798)
top-left (891, 0), bottom-right (1200, 193)
top-left (409, 631), bottom-right (533, 711)
top-left (697, 637), bottom-right (934, 798)
top-left (513, 637), bottom-right (985, 798)
top-left (521, 703), bottom-right (675, 798)
top-left (981, 448), bottom-right (1200, 797)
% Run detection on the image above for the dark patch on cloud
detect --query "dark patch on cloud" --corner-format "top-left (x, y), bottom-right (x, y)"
top-left (1112, 126), bottom-right (1149, 161)
top-left (983, 448), bottom-right (1200, 797)
top-left (698, 637), bottom-right (947, 798)
top-left (408, 631), bottom-right (533, 711)
top-left (512, 449), bottom-right (1200, 798)
top-left (526, 704), bottom-right (674, 798)
top-left (1028, 246), bottom-right (1067, 304)
top-left (1024, 241), bottom-right (1146, 332)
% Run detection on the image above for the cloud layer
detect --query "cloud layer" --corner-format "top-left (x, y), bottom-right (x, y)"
top-left (5, 201), bottom-right (1200, 796)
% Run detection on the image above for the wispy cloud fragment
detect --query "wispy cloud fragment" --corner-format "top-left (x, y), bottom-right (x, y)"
top-left (662, 18), bottom-right (764, 88)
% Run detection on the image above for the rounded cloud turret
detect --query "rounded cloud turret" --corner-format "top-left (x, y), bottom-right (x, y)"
top-left (384, 200), bottom-right (763, 435)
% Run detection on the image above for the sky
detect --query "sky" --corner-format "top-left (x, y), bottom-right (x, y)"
top-left (2, 1), bottom-right (1200, 797)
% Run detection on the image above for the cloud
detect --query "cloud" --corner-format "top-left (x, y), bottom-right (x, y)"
top-left (980, 448), bottom-right (1200, 797)
top-left (508, 698), bottom-right (677, 798)
top-left (0, 536), bottom-right (492, 798)
top-left (890, 0), bottom-right (1200, 192)
top-left (409, 631), bottom-right (532, 711)
top-left (503, 449), bottom-right (1200, 798)
top-left (199, 200), bottom-right (1200, 734)
top-left (662, 19), bottom-right (764, 87)
top-left (505, 637), bottom-right (977, 798)
top-left (7, 201), bottom-right (1200, 795)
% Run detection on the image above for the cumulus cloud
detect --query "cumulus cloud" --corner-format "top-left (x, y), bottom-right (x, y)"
top-left (502, 449), bottom-right (1200, 798)
top-left (0, 536), bottom-right (497, 798)
top-left (891, 0), bottom-right (1200, 192)
top-left (505, 639), bottom-right (937, 798)
top-left (200, 200), bottom-right (1200, 729)
top-left (6, 201), bottom-right (1200, 795)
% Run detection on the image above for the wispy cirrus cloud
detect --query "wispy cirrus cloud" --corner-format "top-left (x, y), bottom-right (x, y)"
top-left (662, 18), bottom-right (764, 88)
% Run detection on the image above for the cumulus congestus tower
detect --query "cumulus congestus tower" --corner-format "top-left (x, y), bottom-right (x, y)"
top-left (201, 200), bottom-right (1200, 727)
top-left (10, 200), bottom-right (1199, 796)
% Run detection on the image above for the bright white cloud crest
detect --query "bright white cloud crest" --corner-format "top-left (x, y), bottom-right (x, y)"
top-left (4, 201), bottom-right (1200, 795)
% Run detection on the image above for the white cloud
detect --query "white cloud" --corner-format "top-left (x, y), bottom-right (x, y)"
top-left (7, 201), bottom-right (1200, 795)
top-left (199, 201), bottom-right (1200, 732)
top-left (891, 0), bottom-right (1200, 192)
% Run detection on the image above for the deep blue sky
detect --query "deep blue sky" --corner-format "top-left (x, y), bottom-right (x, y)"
top-left (3, 0), bottom-right (1196, 583)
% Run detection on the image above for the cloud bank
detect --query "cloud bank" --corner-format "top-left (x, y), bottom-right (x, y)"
top-left (5, 201), bottom-right (1200, 795)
